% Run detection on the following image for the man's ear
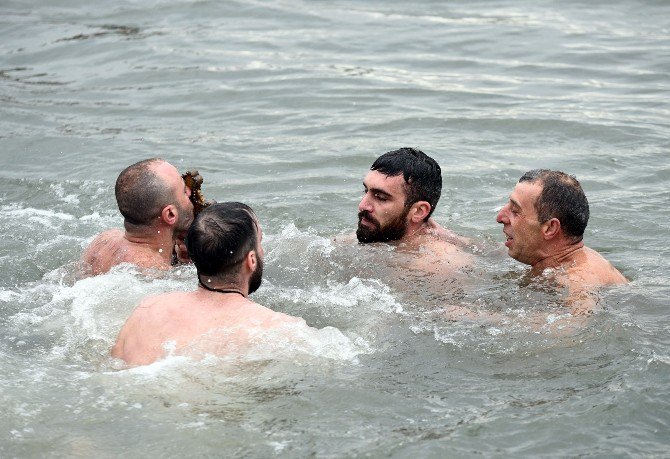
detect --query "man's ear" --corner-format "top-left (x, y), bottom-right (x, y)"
top-left (409, 201), bottom-right (431, 223)
top-left (245, 250), bottom-right (257, 271)
top-left (161, 205), bottom-right (178, 225)
top-left (542, 217), bottom-right (561, 240)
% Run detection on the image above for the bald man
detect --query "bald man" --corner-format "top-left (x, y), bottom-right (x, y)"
top-left (80, 158), bottom-right (194, 276)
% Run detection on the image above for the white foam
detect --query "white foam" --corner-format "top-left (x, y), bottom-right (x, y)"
top-left (265, 223), bottom-right (335, 260)
top-left (0, 204), bottom-right (75, 222)
top-left (115, 355), bottom-right (193, 378)
top-left (0, 289), bottom-right (19, 302)
top-left (49, 183), bottom-right (80, 205)
top-left (8, 266), bottom-right (192, 365)
top-left (179, 318), bottom-right (367, 365)
top-left (33, 235), bottom-right (82, 253)
top-left (269, 277), bottom-right (403, 314)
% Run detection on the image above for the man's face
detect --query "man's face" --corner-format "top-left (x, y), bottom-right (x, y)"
top-left (357, 170), bottom-right (411, 243)
top-left (496, 181), bottom-right (545, 265)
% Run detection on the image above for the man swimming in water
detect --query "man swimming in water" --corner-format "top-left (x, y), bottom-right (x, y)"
top-left (80, 158), bottom-right (194, 276)
top-left (111, 202), bottom-right (307, 366)
top-left (354, 147), bottom-right (471, 272)
top-left (496, 169), bottom-right (627, 313)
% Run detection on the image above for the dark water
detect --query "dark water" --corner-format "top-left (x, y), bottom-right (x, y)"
top-left (1, 0), bottom-right (669, 456)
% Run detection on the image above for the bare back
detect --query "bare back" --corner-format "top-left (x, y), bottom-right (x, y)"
top-left (80, 229), bottom-right (168, 276)
top-left (111, 289), bottom-right (304, 366)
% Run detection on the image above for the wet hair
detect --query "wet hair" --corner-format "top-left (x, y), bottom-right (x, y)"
top-left (370, 147), bottom-right (442, 219)
top-left (115, 158), bottom-right (171, 226)
top-left (186, 202), bottom-right (258, 278)
top-left (519, 169), bottom-right (589, 241)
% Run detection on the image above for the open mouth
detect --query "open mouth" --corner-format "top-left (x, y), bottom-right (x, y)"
top-left (503, 232), bottom-right (513, 247)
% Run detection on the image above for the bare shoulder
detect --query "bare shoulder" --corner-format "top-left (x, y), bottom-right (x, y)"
top-left (136, 291), bottom-right (193, 319)
top-left (81, 228), bottom-right (169, 275)
top-left (571, 247), bottom-right (627, 286)
top-left (80, 229), bottom-right (127, 275)
top-left (417, 234), bottom-right (474, 269)
top-left (424, 218), bottom-right (471, 248)
top-left (111, 291), bottom-right (193, 364)
top-left (248, 300), bottom-right (306, 328)
top-left (97, 228), bottom-right (125, 241)
top-left (82, 229), bottom-right (124, 255)
top-left (121, 293), bottom-right (168, 327)
top-left (332, 232), bottom-right (358, 244)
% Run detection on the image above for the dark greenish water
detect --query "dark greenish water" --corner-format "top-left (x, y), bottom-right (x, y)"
top-left (1, 0), bottom-right (668, 456)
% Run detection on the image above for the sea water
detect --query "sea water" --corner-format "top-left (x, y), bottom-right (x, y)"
top-left (1, 0), bottom-right (669, 456)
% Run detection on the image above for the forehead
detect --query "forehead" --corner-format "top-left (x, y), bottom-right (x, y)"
top-left (510, 181), bottom-right (542, 209)
top-left (363, 170), bottom-right (406, 196)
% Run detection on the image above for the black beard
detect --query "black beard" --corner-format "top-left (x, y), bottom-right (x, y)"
top-left (248, 255), bottom-right (263, 294)
top-left (356, 210), bottom-right (408, 243)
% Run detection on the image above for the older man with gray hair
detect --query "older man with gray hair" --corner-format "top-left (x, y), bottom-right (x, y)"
top-left (496, 169), bottom-right (626, 313)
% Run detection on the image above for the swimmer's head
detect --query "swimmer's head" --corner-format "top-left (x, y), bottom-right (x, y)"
top-left (115, 158), bottom-right (193, 233)
top-left (370, 147), bottom-right (442, 220)
top-left (356, 148), bottom-right (441, 243)
top-left (497, 169), bottom-right (589, 265)
top-left (519, 169), bottom-right (589, 242)
top-left (186, 202), bottom-right (263, 293)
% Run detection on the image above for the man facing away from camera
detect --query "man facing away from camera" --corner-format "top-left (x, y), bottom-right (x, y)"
top-left (496, 169), bottom-right (627, 313)
top-left (80, 158), bottom-right (194, 276)
top-left (111, 202), bottom-right (307, 366)
top-left (352, 147), bottom-right (472, 272)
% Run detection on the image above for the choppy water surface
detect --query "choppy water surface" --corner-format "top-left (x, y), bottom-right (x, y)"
top-left (1, 0), bottom-right (669, 456)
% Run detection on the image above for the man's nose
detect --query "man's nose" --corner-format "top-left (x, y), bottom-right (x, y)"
top-left (496, 205), bottom-right (508, 224)
top-left (358, 194), bottom-right (372, 213)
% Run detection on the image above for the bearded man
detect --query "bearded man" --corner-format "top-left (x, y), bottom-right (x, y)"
top-left (111, 202), bottom-right (308, 366)
top-left (355, 147), bottom-right (471, 272)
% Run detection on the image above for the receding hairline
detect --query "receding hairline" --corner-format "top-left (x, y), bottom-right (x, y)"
top-left (519, 169), bottom-right (580, 187)
top-left (120, 157), bottom-right (166, 176)
top-left (516, 169), bottom-right (589, 239)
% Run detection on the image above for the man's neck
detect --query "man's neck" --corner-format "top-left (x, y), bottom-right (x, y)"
top-left (123, 225), bottom-right (175, 265)
top-left (197, 272), bottom-right (251, 297)
top-left (198, 277), bottom-right (248, 298)
top-left (530, 240), bottom-right (585, 275)
top-left (399, 221), bottom-right (431, 245)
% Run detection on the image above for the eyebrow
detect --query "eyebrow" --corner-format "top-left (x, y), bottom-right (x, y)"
top-left (364, 183), bottom-right (393, 198)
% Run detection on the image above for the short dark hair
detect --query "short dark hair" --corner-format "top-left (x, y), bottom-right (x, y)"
top-left (115, 158), bottom-right (170, 226)
top-left (186, 202), bottom-right (258, 277)
top-left (370, 147), bottom-right (442, 219)
top-left (519, 169), bottom-right (589, 241)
